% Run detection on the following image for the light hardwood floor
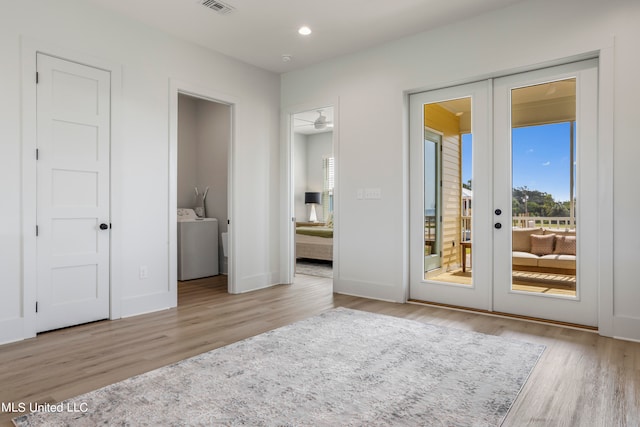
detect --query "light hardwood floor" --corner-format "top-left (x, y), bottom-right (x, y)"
top-left (1, 274), bottom-right (638, 426)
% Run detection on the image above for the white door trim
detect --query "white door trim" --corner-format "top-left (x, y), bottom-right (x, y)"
top-left (20, 37), bottom-right (123, 340)
top-left (168, 79), bottom-right (238, 294)
top-left (280, 99), bottom-right (340, 286)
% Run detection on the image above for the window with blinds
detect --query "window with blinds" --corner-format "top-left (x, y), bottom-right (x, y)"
top-left (323, 156), bottom-right (334, 222)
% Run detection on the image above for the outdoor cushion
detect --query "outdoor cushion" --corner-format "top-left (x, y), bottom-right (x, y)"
top-left (554, 235), bottom-right (576, 255)
top-left (539, 254), bottom-right (576, 269)
top-left (512, 228), bottom-right (544, 252)
top-left (531, 234), bottom-right (555, 256)
top-left (512, 251), bottom-right (539, 266)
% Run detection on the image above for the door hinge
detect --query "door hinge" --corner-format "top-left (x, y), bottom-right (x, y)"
top-left (439, 251), bottom-right (442, 257)
top-left (36, 148), bottom-right (39, 160)
top-left (35, 302), bottom-right (38, 313)
top-left (227, 219), bottom-right (230, 225)
top-left (36, 72), bottom-right (39, 84)
top-left (36, 225), bottom-right (39, 236)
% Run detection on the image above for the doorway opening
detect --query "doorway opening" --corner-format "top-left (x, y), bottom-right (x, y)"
top-left (292, 107), bottom-right (334, 279)
top-left (176, 93), bottom-right (231, 301)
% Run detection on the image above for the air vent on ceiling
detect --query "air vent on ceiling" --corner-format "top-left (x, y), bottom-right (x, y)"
top-left (199, 0), bottom-right (234, 14)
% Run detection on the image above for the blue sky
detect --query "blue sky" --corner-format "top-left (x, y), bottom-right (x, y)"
top-left (462, 122), bottom-right (574, 202)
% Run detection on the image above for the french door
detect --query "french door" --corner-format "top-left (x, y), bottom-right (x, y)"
top-left (410, 60), bottom-right (599, 326)
top-left (409, 81), bottom-right (492, 311)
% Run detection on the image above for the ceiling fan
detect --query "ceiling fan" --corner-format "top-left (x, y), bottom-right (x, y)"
top-left (294, 108), bottom-right (334, 134)
top-left (313, 110), bottom-right (329, 130)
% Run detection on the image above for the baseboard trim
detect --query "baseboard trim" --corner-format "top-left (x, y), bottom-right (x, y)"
top-left (408, 299), bottom-right (598, 332)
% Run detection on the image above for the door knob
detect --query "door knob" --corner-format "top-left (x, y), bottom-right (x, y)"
top-left (99, 223), bottom-right (109, 230)
top-left (494, 223), bottom-right (502, 229)
top-left (495, 209), bottom-right (502, 216)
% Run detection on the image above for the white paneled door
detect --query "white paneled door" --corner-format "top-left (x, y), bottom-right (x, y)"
top-left (36, 54), bottom-right (111, 332)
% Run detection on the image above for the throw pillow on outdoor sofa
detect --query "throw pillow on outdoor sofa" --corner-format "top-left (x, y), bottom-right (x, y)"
top-left (553, 235), bottom-right (576, 255)
top-left (530, 234), bottom-right (555, 256)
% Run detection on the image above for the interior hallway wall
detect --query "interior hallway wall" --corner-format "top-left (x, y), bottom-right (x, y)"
top-left (178, 95), bottom-right (199, 209)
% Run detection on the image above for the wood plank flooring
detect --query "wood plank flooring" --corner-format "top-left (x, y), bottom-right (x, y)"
top-left (1, 274), bottom-right (638, 426)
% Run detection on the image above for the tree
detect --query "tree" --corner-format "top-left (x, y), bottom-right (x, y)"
top-left (512, 186), bottom-right (567, 216)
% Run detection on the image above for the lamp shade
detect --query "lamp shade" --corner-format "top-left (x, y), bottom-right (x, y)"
top-left (304, 192), bottom-right (321, 205)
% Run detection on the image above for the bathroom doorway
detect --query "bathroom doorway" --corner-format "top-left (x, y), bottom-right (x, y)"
top-left (291, 107), bottom-right (335, 279)
top-left (175, 92), bottom-right (232, 301)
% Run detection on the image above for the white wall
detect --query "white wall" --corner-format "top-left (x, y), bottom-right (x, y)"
top-left (281, 0), bottom-right (640, 340)
top-left (0, 0), bottom-right (280, 343)
top-left (178, 95), bottom-right (199, 209)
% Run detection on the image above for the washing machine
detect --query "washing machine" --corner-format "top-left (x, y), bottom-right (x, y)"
top-left (177, 208), bottom-right (219, 280)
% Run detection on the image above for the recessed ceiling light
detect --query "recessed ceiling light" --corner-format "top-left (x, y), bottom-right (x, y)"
top-left (282, 54), bottom-right (293, 62)
top-left (298, 26), bottom-right (312, 36)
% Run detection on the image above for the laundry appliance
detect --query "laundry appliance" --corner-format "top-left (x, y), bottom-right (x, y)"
top-left (177, 208), bottom-right (219, 280)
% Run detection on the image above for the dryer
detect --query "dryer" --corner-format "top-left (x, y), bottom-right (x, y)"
top-left (177, 208), bottom-right (219, 280)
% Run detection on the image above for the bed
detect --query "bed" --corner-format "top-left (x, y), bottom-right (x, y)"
top-left (295, 226), bottom-right (333, 261)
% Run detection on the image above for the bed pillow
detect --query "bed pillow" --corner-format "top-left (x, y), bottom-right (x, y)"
top-left (553, 235), bottom-right (576, 255)
top-left (530, 234), bottom-right (555, 256)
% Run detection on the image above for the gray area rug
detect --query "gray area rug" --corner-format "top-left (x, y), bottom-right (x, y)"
top-left (14, 308), bottom-right (544, 426)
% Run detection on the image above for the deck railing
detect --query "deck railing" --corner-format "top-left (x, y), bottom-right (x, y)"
top-left (511, 216), bottom-right (576, 230)
top-left (457, 215), bottom-right (575, 242)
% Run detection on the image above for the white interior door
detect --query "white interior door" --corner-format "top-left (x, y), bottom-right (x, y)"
top-left (492, 60), bottom-right (599, 327)
top-left (409, 81), bottom-right (492, 310)
top-left (36, 53), bottom-right (111, 332)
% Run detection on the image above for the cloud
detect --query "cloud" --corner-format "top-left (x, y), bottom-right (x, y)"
top-left (527, 148), bottom-right (534, 153)
top-left (542, 161), bottom-right (551, 166)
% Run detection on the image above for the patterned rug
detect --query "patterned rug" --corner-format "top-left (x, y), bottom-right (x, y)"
top-left (13, 308), bottom-right (544, 426)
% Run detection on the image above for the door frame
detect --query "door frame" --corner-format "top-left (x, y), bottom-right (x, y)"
top-left (169, 80), bottom-right (237, 294)
top-left (281, 100), bottom-right (340, 285)
top-left (20, 38), bottom-right (123, 340)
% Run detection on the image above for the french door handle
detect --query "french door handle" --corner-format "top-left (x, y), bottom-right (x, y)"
top-left (494, 223), bottom-right (502, 229)
top-left (99, 223), bottom-right (109, 230)
top-left (495, 209), bottom-right (502, 216)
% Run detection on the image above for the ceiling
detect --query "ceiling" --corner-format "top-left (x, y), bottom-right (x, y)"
top-left (85, 0), bottom-right (527, 73)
